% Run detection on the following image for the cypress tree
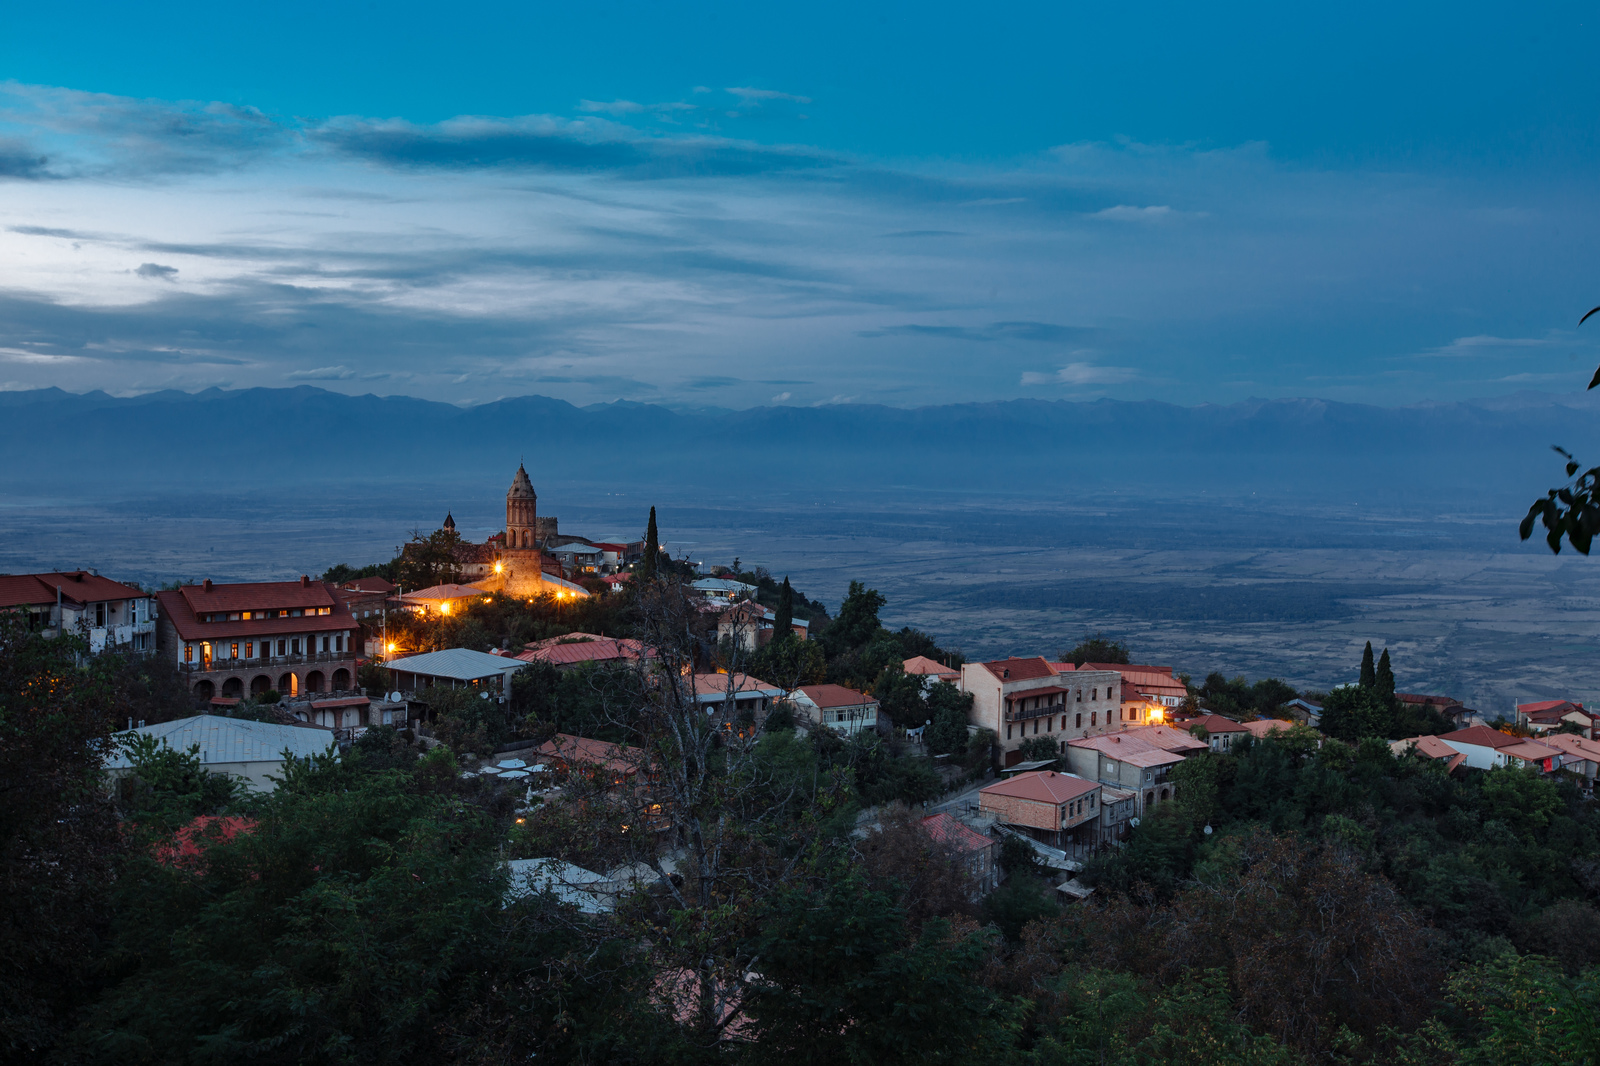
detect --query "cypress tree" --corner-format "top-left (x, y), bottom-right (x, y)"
top-left (1359, 641), bottom-right (1376, 688)
top-left (642, 507), bottom-right (659, 579)
top-left (1375, 648), bottom-right (1396, 702)
top-left (774, 577), bottom-right (794, 640)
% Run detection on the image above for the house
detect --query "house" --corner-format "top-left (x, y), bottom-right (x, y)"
top-left (0, 570), bottom-right (157, 653)
top-left (1076, 662), bottom-right (1188, 724)
top-left (715, 601), bottom-right (806, 651)
top-left (960, 656), bottom-right (1125, 767)
top-left (1436, 725), bottom-right (1524, 770)
top-left (1065, 725), bottom-right (1206, 816)
top-left (545, 541), bottom-right (604, 573)
top-left (1390, 734), bottom-right (1468, 773)
top-left (1501, 739), bottom-right (1563, 773)
top-left (335, 577), bottom-right (396, 621)
top-left (384, 647), bottom-right (528, 699)
top-left (535, 733), bottom-right (641, 788)
top-left (1516, 700), bottom-right (1598, 739)
top-left (692, 672), bottom-right (786, 724)
top-left (903, 655), bottom-right (961, 690)
top-left (516, 636), bottom-right (652, 670)
top-left (1398, 692), bottom-right (1469, 728)
top-left (691, 577), bottom-right (758, 603)
top-left (1097, 784), bottom-right (1138, 841)
top-left (1283, 698), bottom-right (1323, 728)
top-left (793, 683), bottom-right (881, 736)
top-left (978, 770), bottom-right (1103, 848)
top-left (1240, 718), bottom-right (1296, 741)
top-left (106, 714), bottom-right (336, 792)
top-left (156, 576), bottom-right (361, 700)
top-left (399, 583), bottom-right (489, 616)
top-left (1538, 732), bottom-right (1600, 782)
top-left (1181, 713), bottom-right (1252, 752)
top-left (921, 812), bottom-right (1000, 896)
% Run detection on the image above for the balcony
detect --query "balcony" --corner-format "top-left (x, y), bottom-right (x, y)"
top-left (1006, 702), bottom-right (1067, 722)
top-left (180, 649), bottom-right (356, 674)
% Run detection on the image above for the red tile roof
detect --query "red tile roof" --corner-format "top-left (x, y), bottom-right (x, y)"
top-left (401, 583), bottom-right (489, 602)
top-left (1502, 740), bottom-right (1561, 764)
top-left (516, 637), bottom-right (651, 666)
top-left (903, 655), bottom-right (960, 678)
top-left (691, 672), bottom-right (784, 698)
top-left (535, 733), bottom-right (638, 777)
top-left (1185, 714), bottom-right (1250, 734)
top-left (157, 584), bottom-right (358, 642)
top-left (797, 683), bottom-right (878, 709)
top-left (0, 571), bottom-right (148, 609)
top-left (981, 657), bottom-right (1059, 682)
top-left (980, 770), bottom-right (1099, 805)
top-left (1444, 725), bottom-right (1523, 750)
top-left (1078, 663), bottom-right (1187, 698)
top-left (921, 813), bottom-right (995, 855)
top-left (310, 696), bottom-right (370, 709)
top-left (1399, 692), bottom-right (1463, 708)
top-left (342, 577), bottom-right (396, 593)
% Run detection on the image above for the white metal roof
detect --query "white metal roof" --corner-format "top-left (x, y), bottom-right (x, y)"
top-left (692, 578), bottom-right (758, 594)
top-left (503, 858), bottom-right (614, 913)
top-left (105, 714), bottom-right (336, 768)
top-left (385, 647), bottom-right (530, 681)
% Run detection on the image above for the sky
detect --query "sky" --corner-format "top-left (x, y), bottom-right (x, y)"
top-left (1, 0), bottom-right (1598, 409)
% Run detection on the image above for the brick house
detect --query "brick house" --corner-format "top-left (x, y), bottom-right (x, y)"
top-left (978, 770), bottom-right (1103, 848)
top-left (921, 812), bottom-right (1000, 896)
top-left (1065, 725), bottom-right (1207, 816)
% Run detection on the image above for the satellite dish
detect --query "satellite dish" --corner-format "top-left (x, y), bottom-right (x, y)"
top-left (480, 691), bottom-right (491, 700)
top-left (1203, 824), bottom-right (1214, 835)
top-left (388, 691), bottom-right (402, 703)
top-left (1130, 817), bottom-right (1141, 828)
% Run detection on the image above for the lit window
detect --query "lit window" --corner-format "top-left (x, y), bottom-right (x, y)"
top-left (230, 643), bottom-right (239, 659)
top-left (245, 642), bottom-right (253, 658)
top-left (184, 645), bottom-right (193, 663)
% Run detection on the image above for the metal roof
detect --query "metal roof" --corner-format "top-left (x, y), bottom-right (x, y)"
top-left (503, 858), bottom-right (614, 913)
top-left (386, 647), bottom-right (530, 681)
top-left (106, 715), bottom-right (335, 768)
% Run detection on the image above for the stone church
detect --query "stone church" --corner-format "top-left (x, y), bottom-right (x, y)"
top-left (445, 464), bottom-right (581, 599)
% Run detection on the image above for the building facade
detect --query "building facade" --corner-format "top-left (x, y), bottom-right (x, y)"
top-left (960, 657), bottom-right (1126, 767)
top-left (0, 570), bottom-right (156, 653)
top-left (155, 577), bottom-right (361, 700)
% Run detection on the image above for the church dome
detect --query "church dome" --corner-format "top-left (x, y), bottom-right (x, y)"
top-left (507, 464), bottom-right (537, 500)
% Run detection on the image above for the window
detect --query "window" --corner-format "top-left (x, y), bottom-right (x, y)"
top-left (96, 603), bottom-right (105, 627)
top-left (1076, 689), bottom-right (1082, 702)
top-left (292, 639), bottom-right (301, 654)
top-left (335, 634), bottom-right (343, 652)
top-left (230, 643), bottom-right (239, 659)
top-left (1076, 713), bottom-right (1082, 728)
top-left (245, 642), bottom-right (253, 658)
top-left (1033, 719), bottom-right (1039, 734)
top-left (184, 645), bottom-right (193, 663)
top-left (277, 639), bottom-right (286, 656)
top-left (1091, 712), bottom-right (1097, 726)
top-left (1006, 724), bottom-right (1012, 739)
top-left (1090, 793), bottom-right (1096, 807)
top-left (1092, 688), bottom-right (1098, 700)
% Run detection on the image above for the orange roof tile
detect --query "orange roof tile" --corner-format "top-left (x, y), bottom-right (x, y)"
top-left (980, 770), bottom-right (1099, 805)
top-left (922, 813), bottom-right (995, 854)
top-left (797, 683), bottom-right (878, 709)
top-left (981, 657), bottom-right (1058, 682)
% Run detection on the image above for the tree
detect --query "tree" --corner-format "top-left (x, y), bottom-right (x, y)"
top-left (1360, 641), bottom-right (1376, 688)
top-left (872, 666), bottom-right (925, 729)
top-left (1375, 646), bottom-right (1396, 702)
top-left (0, 616), bottom-right (123, 1059)
top-left (1016, 736), bottom-right (1061, 765)
top-left (820, 581), bottom-right (887, 660)
top-left (1319, 684), bottom-right (1393, 741)
top-left (1065, 632), bottom-right (1130, 666)
top-left (773, 575), bottom-right (794, 637)
top-left (641, 506), bottom-right (659, 579)
top-left (394, 526), bottom-right (463, 589)
top-left (923, 683), bottom-right (974, 757)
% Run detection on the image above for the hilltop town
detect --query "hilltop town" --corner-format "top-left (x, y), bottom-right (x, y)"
top-left (7, 466), bottom-right (1600, 1064)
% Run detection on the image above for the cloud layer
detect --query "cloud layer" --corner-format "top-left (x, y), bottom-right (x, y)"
top-left (1, 80), bottom-right (1598, 407)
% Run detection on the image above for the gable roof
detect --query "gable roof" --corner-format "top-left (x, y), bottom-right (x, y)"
top-left (1502, 740), bottom-right (1562, 764)
top-left (1444, 725), bottom-right (1522, 750)
top-left (342, 577), bottom-right (396, 593)
top-left (980, 657), bottom-right (1058, 682)
top-left (401, 583), bottom-right (488, 603)
top-left (1398, 692), bottom-right (1463, 708)
top-left (535, 733), bottom-right (638, 776)
top-left (106, 715), bottom-right (335, 768)
top-left (1069, 725), bottom-right (1206, 759)
top-left (1241, 719), bottom-right (1294, 739)
top-left (0, 571), bottom-right (148, 609)
top-left (1537, 732), bottom-right (1600, 763)
top-left (385, 648), bottom-right (528, 681)
top-left (516, 637), bottom-right (651, 667)
top-left (1518, 699), bottom-right (1583, 715)
top-left (922, 813), bottom-right (995, 854)
top-left (903, 655), bottom-right (960, 678)
top-left (980, 770), bottom-right (1099, 805)
top-left (797, 683), bottom-right (878, 709)
top-left (157, 586), bottom-right (356, 641)
top-left (691, 672), bottom-right (784, 700)
top-left (1079, 664), bottom-right (1187, 698)
top-left (1184, 714), bottom-right (1250, 734)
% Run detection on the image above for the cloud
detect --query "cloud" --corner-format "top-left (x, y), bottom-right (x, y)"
top-left (1089, 204), bottom-right (1175, 221)
top-left (771, 391), bottom-right (792, 402)
top-left (577, 99), bottom-right (696, 116)
top-left (1421, 334), bottom-right (1562, 357)
top-left (726, 87), bottom-right (812, 104)
top-left (285, 365), bottom-right (357, 380)
top-left (0, 137), bottom-right (51, 179)
top-left (860, 321), bottom-right (1097, 344)
top-left (959, 197), bottom-right (1025, 206)
top-left (134, 262), bottom-right (178, 281)
top-left (686, 375), bottom-right (740, 389)
top-left (1021, 363), bottom-right (1137, 386)
top-left (879, 230), bottom-right (963, 239)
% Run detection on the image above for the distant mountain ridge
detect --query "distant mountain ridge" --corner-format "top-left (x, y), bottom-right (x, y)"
top-left (7, 385), bottom-right (1598, 502)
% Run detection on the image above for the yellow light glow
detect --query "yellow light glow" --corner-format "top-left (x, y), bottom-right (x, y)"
top-left (494, 562), bottom-right (503, 574)
top-left (439, 602), bottom-right (451, 615)
top-left (386, 642), bottom-right (396, 653)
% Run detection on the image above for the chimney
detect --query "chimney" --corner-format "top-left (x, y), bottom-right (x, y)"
top-left (203, 578), bottom-right (213, 592)
top-left (301, 575), bottom-right (310, 587)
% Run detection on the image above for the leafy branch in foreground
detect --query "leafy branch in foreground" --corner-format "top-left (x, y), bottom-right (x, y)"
top-left (1522, 305), bottom-right (1600, 554)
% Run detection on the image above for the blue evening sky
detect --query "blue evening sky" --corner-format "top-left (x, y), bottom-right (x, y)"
top-left (0, 1), bottom-right (1596, 407)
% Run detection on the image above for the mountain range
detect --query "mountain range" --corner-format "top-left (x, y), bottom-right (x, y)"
top-left (8, 385), bottom-right (1600, 505)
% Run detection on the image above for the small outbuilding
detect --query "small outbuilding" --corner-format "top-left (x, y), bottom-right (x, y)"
top-left (106, 714), bottom-right (337, 793)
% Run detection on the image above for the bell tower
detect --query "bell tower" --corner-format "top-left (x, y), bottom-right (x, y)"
top-left (506, 464), bottom-right (538, 551)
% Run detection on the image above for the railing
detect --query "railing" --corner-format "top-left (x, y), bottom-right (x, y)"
top-left (1006, 702), bottom-right (1067, 722)
top-left (180, 650), bottom-right (357, 674)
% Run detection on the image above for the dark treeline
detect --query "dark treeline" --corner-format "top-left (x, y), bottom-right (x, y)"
top-left (6, 568), bottom-right (1600, 1065)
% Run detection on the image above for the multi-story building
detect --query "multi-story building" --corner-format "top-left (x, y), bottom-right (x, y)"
top-left (0, 570), bottom-right (157, 653)
top-left (1065, 725), bottom-right (1208, 816)
top-left (960, 656), bottom-right (1126, 767)
top-left (155, 576), bottom-right (361, 701)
